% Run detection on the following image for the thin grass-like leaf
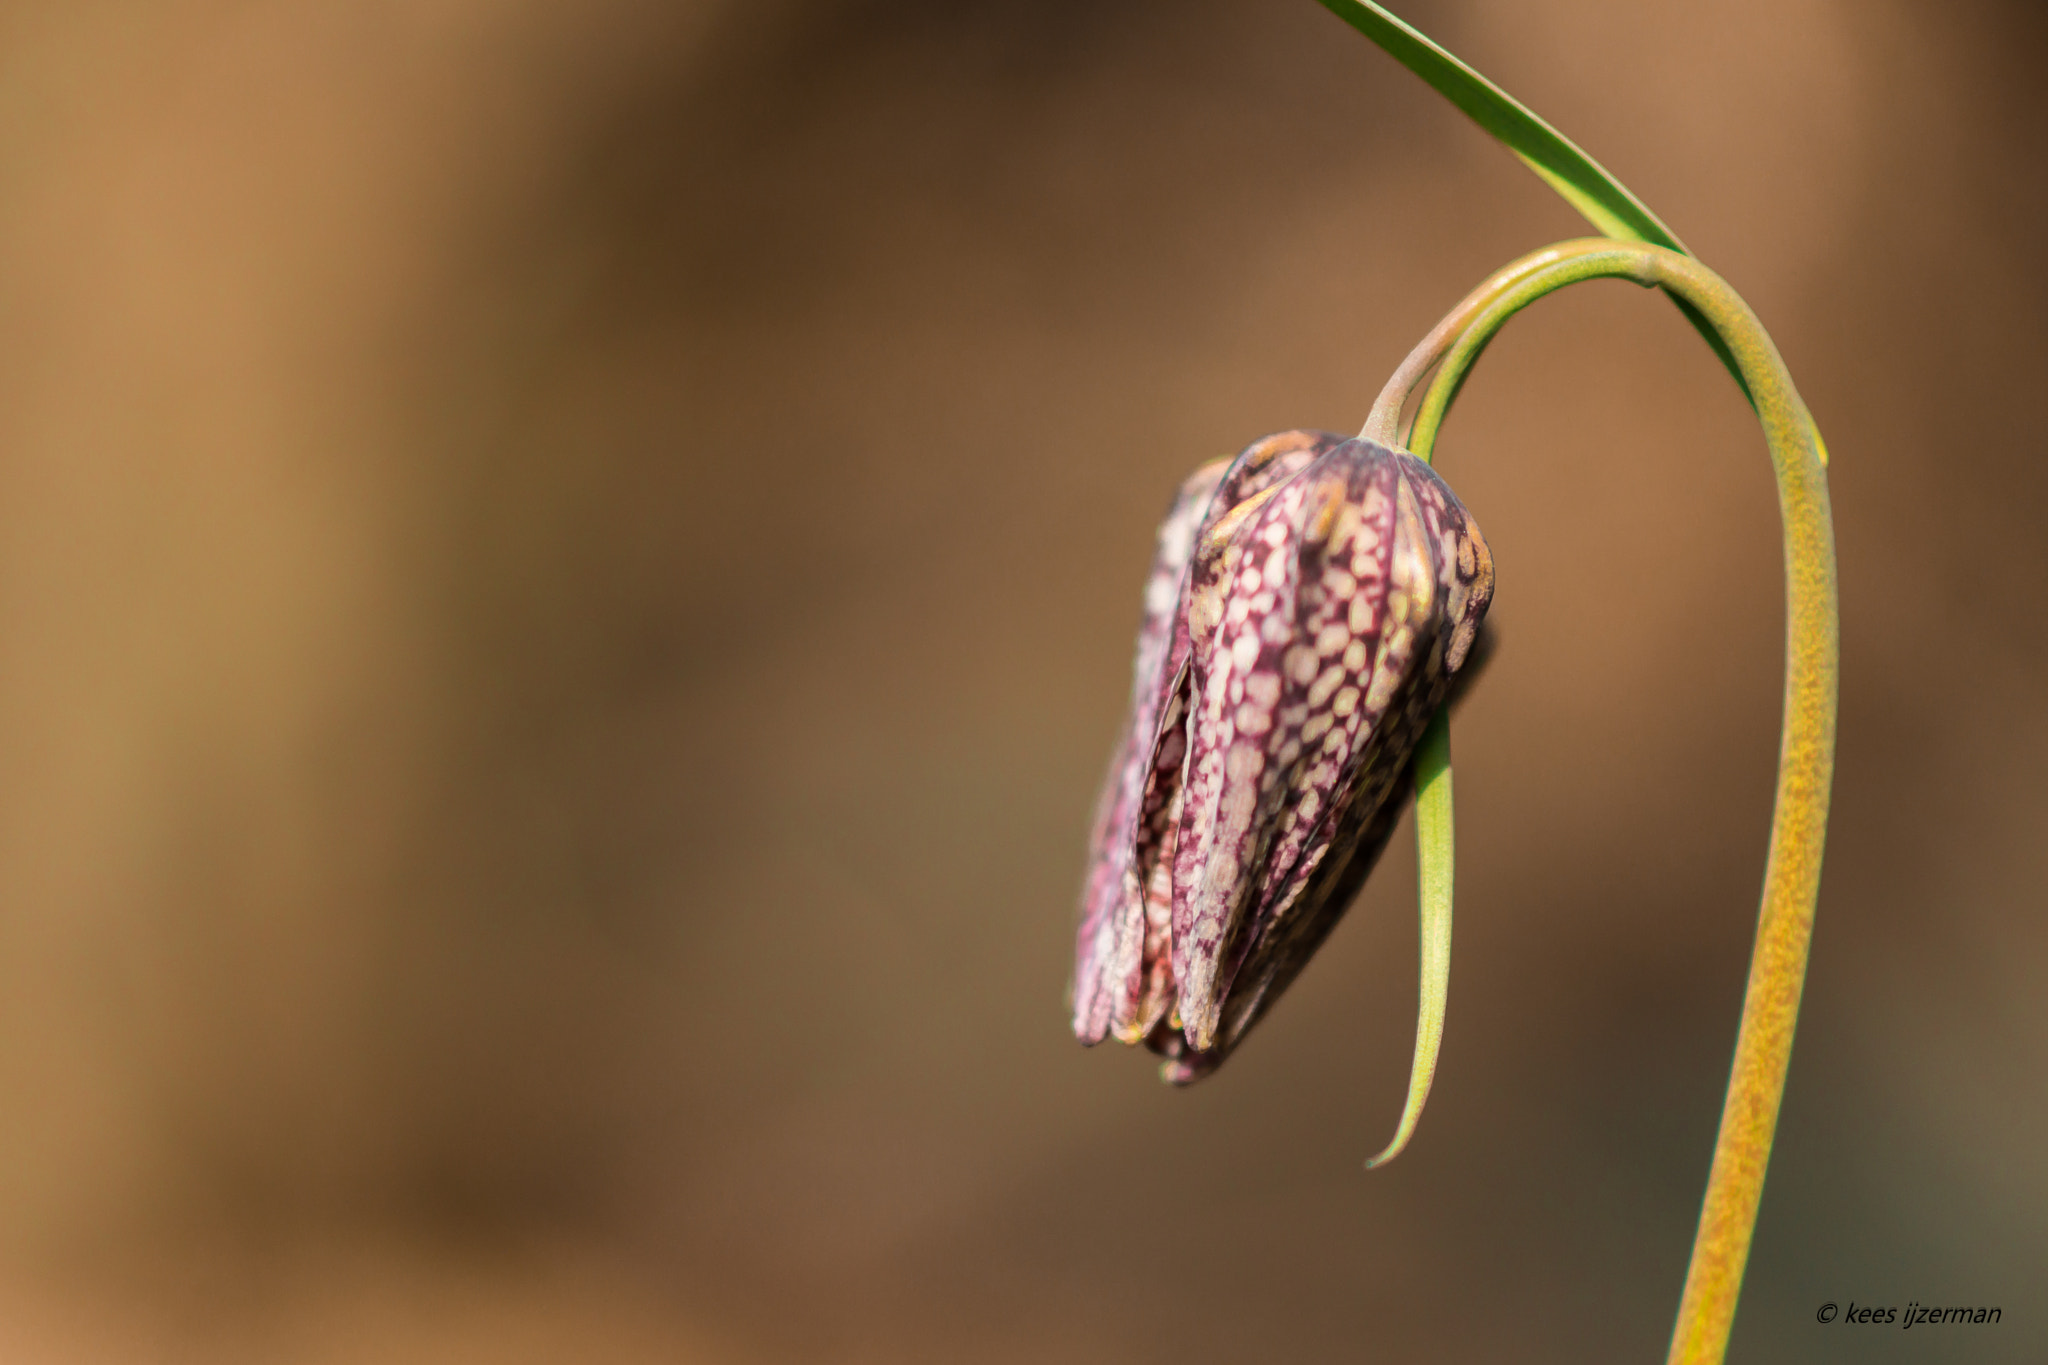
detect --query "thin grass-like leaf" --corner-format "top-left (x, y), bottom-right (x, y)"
top-left (1312, 0), bottom-right (1765, 412)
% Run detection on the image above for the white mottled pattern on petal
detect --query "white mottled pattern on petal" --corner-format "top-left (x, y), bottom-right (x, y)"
top-left (1073, 431), bottom-right (1345, 1045)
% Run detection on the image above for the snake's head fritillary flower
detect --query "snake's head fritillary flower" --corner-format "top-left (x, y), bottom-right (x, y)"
top-left (1072, 431), bottom-right (1493, 1083)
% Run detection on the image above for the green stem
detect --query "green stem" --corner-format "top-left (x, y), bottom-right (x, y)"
top-left (1362, 239), bottom-right (1621, 448)
top-left (1408, 240), bottom-right (1838, 1365)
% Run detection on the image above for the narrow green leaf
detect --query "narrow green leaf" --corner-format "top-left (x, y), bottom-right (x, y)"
top-left (1311, 0), bottom-right (1758, 407)
top-left (1313, 0), bottom-right (1683, 249)
top-left (1367, 708), bottom-right (1455, 1169)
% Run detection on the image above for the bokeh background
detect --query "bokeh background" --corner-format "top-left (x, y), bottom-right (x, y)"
top-left (0, 0), bottom-right (2041, 1360)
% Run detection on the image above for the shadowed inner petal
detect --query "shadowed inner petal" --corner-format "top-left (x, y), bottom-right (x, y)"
top-left (1110, 670), bottom-right (1190, 1041)
top-left (1070, 460), bottom-right (1227, 1042)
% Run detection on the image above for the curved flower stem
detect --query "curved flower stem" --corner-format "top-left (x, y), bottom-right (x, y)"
top-left (1409, 239), bottom-right (1838, 1365)
top-left (1362, 238), bottom-right (1620, 448)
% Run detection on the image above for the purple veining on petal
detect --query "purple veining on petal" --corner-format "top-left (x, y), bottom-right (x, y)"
top-left (1072, 430), bottom-right (1347, 1044)
top-left (1074, 428), bottom-right (1491, 1083)
top-left (1110, 438), bottom-right (1334, 1040)
top-left (1199, 455), bottom-right (1462, 1061)
top-left (1170, 440), bottom-right (1405, 1048)
top-left (1210, 454), bottom-right (1491, 1068)
top-left (1163, 437), bottom-right (1351, 1035)
top-left (1169, 470), bottom-right (1313, 1045)
top-left (1071, 460), bottom-right (1227, 1043)
top-left (1107, 670), bottom-right (1188, 1041)
top-left (1246, 448), bottom-right (1403, 922)
top-left (1151, 440), bottom-right (1495, 1078)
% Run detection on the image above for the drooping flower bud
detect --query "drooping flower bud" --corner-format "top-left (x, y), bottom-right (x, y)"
top-left (1072, 431), bottom-right (1493, 1083)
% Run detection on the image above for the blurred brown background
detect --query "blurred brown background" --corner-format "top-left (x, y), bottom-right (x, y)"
top-left (0, 0), bottom-right (2041, 1360)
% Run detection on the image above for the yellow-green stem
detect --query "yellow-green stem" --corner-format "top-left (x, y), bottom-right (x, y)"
top-left (1409, 241), bottom-right (1838, 1365)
